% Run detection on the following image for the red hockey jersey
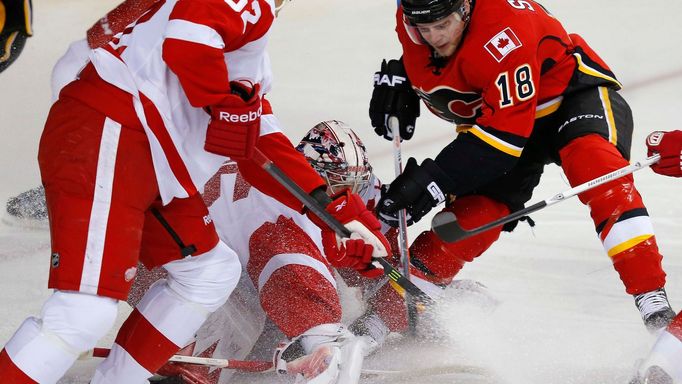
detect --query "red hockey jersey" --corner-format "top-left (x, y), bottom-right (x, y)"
top-left (396, 0), bottom-right (621, 193)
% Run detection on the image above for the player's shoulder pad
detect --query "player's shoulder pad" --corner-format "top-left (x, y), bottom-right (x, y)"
top-left (465, 0), bottom-right (545, 63)
top-left (460, 0), bottom-right (540, 78)
top-left (171, 0), bottom-right (274, 47)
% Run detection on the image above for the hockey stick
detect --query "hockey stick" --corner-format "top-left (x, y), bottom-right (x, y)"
top-left (89, 347), bottom-right (489, 378)
top-left (388, 116), bottom-right (419, 334)
top-left (88, 348), bottom-right (274, 372)
top-left (250, 148), bottom-right (433, 304)
top-left (431, 154), bottom-right (661, 243)
top-left (388, 117), bottom-right (412, 283)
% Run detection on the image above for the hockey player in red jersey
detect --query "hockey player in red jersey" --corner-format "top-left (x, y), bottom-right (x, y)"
top-left (0, 1), bottom-right (390, 383)
top-left (0, 0), bottom-right (32, 73)
top-left (6, 0), bottom-right (158, 223)
top-left (369, 0), bottom-right (675, 332)
top-left (629, 130), bottom-right (682, 384)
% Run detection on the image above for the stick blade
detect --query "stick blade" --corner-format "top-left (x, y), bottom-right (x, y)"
top-left (431, 211), bottom-right (468, 243)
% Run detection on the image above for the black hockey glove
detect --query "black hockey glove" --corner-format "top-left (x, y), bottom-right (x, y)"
top-left (377, 157), bottom-right (455, 227)
top-left (369, 58), bottom-right (420, 141)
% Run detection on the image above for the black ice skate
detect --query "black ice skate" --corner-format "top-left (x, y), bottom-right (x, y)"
top-left (634, 288), bottom-right (676, 332)
top-left (629, 365), bottom-right (674, 384)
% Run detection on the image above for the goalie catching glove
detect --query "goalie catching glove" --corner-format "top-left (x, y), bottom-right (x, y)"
top-left (646, 130), bottom-right (682, 177)
top-left (307, 189), bottom-right (390, 278)
top-left (204, 80), bottom-right (262, 160)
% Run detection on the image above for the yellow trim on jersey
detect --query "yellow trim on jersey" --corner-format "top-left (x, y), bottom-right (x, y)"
top-left (607, 234), bottom-right (653, 258)
top-left (0, 2), bottom-right (6, 33)
top-left (598, 87), bottom-right (618, 145)
top-left (469, 125), bottom-right (523, 157)
top-left (535, 96), bottom-right (563, 119)
top-left (22, 0), bottom-right (31, 36)
top-left (574, 53), bottom-right (622, 88)
top-left (455, 124), bottom-right (473, 133)
top-left (0, 31), bottom-right (17, 62)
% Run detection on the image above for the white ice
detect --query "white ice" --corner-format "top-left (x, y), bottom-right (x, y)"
top-left (1, 0), bottom-right (681, 383)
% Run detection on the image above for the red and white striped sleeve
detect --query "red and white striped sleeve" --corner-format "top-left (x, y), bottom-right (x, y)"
top-left (161, 0), bottom-right (274, 108)
top-left (236, 132), bottom-right (327, 212)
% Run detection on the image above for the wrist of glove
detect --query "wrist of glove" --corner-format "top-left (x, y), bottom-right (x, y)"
top-left (306, 189), bottom-right (390, 278)
top-left (369, 58), bottom-right (420, 141)
top-left (204, 81), bottom-right (262, 160)
top-left (646, 130), bottom-right (682, 177)
top-left (377, 157), bottom-right (455, 227)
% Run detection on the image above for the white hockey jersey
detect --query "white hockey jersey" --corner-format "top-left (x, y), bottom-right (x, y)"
top-left (205, 160), bottom-right (382, 269)
top-left (89, 0), bottom-right (278, 204)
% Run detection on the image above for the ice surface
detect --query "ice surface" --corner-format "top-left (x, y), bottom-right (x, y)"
top-left (1, 0), bottom-right (681, 383)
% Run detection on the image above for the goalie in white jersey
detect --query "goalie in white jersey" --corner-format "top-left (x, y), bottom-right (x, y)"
top-left (132, 120), bottom-right (385, 384)
top-left (141, 120), bottom-right (459, 384)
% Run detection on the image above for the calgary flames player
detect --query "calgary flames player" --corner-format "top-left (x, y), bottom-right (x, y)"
top-left (369, 0), bottom-right (676, 333)
top-left (0, 2), bottom-right (389, 384)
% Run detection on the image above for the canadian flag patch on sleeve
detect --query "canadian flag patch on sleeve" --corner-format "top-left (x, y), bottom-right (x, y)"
top-left (484, 27), bottom-right (523, 62)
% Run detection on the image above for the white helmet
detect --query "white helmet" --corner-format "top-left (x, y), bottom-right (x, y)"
top-left (296, 120), bottom-right (372, 196)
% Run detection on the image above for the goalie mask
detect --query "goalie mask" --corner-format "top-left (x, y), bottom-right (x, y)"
top-left (296, 120), bottom-right (373, 196)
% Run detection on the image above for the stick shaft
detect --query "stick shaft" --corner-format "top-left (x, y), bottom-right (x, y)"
top-left (432, 154), bottom-right (661, 243)
top-left (388, 116), bottom-right (419, 334)
top-left (388, 117), bottom-right (411, 280)
top-left (90, 348), bottom-right (273, 372)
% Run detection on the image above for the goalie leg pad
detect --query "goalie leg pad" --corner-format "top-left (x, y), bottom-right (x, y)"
top-left (274, 323), bottom-right (365, 384)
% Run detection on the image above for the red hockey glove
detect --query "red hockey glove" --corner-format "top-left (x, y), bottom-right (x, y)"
top-left (307, 189), bottom-right (390, 278)
top-left (646, 130), bottom-right (682, 177)
top-left (205, 81), bottom-right (262, 160)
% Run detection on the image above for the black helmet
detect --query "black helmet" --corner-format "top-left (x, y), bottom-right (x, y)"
top-left (401, 0), bottom-right (464, 25)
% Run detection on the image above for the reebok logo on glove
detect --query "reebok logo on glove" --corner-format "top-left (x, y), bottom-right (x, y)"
top-left (374, 73), bottom-right (407, 87)
top-left (333, 200), bottom-right (347, 212)
top-left (218, 106), bottom-right (262, 123)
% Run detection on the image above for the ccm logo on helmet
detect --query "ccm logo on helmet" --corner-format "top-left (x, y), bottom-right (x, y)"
top-left (219, 107), bottom-right (262, 123)
top-left (374, 73), bottom-right (407, 87)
